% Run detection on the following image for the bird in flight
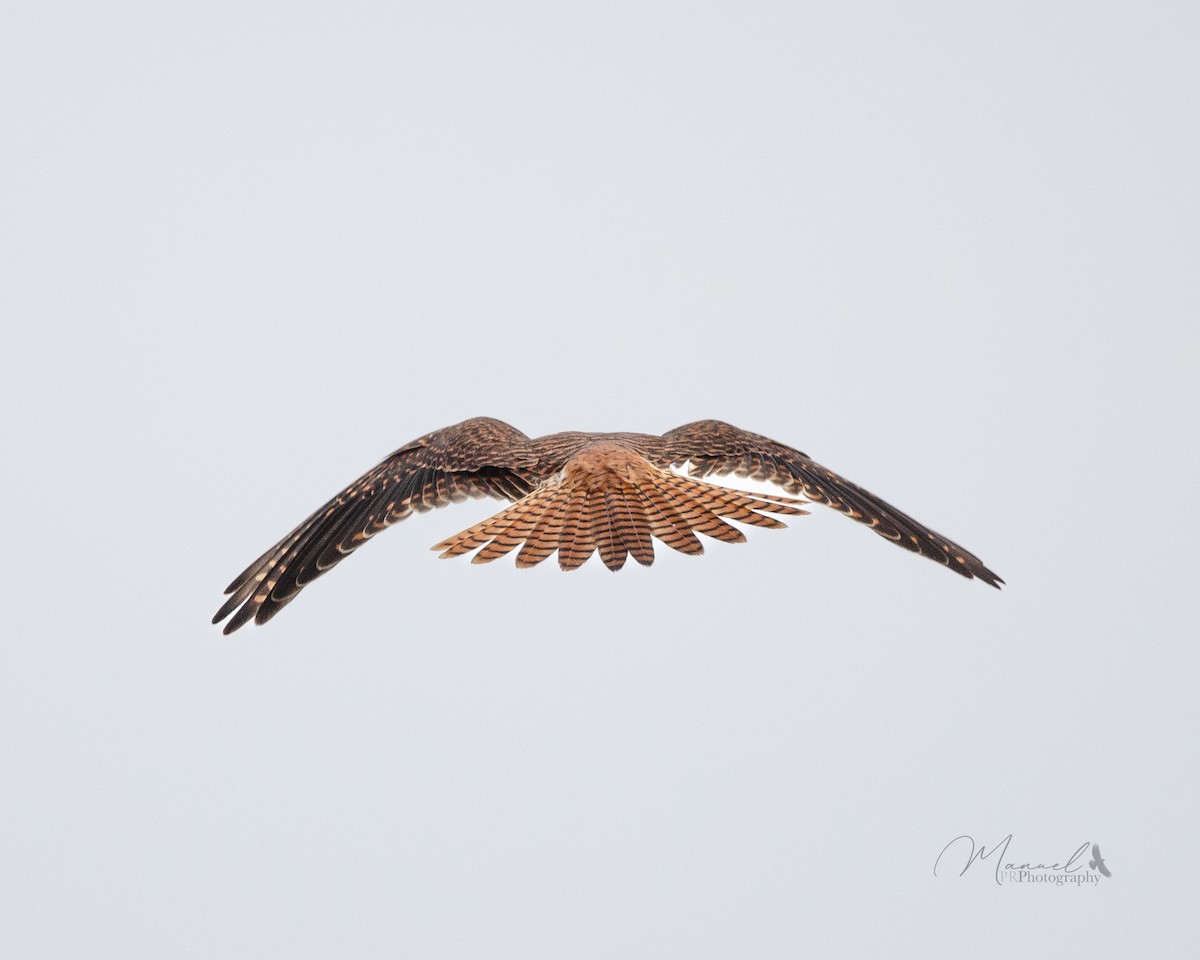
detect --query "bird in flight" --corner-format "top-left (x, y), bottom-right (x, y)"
top-left (213, 417), bottom-right (1003, 633)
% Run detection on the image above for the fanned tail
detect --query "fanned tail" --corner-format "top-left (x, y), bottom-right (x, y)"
top-left (433, 442), bottom-right (808, 571)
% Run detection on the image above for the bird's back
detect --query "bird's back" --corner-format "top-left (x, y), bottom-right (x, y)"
top-left (529, 430), bottom-right (669, 475)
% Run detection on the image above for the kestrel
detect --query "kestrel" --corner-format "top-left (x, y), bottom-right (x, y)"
top-left (213, 417), bottom-right (1003, 633)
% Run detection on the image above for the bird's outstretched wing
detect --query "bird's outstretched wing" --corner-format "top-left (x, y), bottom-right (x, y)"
top-left (213, 417), bottom-right (537, 633)
top-left (662, 420), bottom-right (1003, 587)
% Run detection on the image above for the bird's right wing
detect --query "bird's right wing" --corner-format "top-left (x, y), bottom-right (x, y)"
top-left (662, 419), bottom-right (1003, 587)
top-left (213, 417), bottom-right (537, 633)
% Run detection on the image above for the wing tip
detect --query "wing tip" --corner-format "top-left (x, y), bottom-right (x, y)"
top-left (957, 556), bottom-right (1004, 589)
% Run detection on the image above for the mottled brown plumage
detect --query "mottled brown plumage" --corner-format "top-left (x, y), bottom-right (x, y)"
top-left (433, 442), bottom-right (808, 571)
top-left (214, 417), bottom-right (1003, 633)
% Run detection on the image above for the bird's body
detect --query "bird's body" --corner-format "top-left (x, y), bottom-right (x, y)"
top-left (213, 417), bottom-right (1002, 633)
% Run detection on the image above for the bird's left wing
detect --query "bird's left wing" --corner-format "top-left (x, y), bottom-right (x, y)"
top-left (662, 420), bottom-right (1003, 587)
top-left (213, 417), bottom-right (537, 633)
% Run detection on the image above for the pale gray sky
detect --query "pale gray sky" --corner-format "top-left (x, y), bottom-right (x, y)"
top-left (3, 0), bottom-right (1198, 956)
